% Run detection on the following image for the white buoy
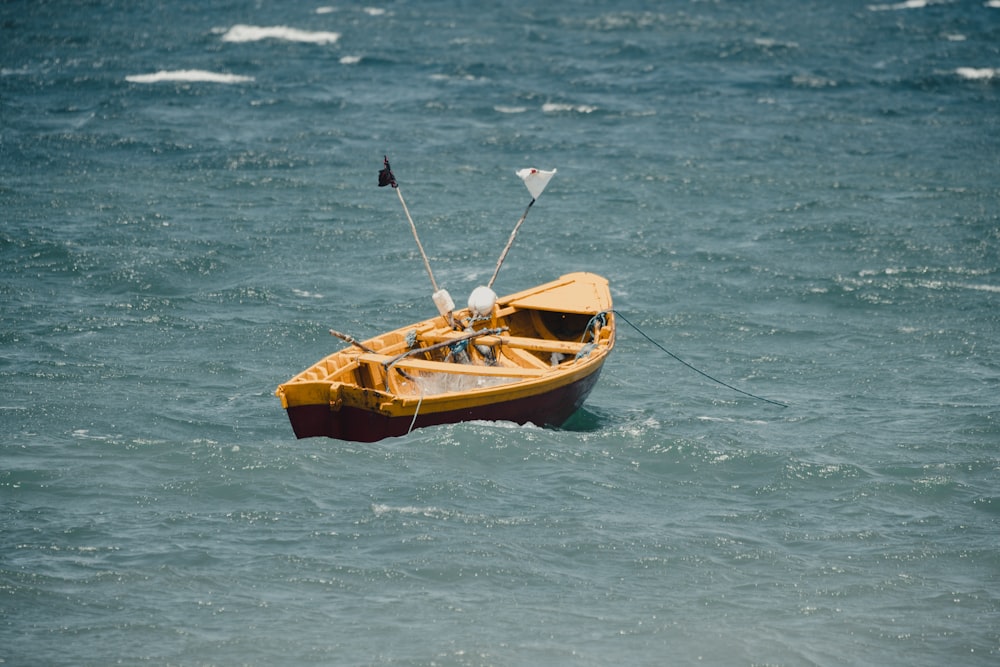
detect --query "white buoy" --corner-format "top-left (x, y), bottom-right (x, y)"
top-left (432, 289), bottom-right (456, 318)
top-left (467, 285), bottom-right (497, 318)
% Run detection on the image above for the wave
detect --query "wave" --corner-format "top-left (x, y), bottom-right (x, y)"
top-left (843, 266), bottom-right (1000, 297)
top-left (867, 0), bottom-right (942, 10)
top-left (494, 105), bottom-right (528, 114)
top-left (317, 6), bottom-right (385, 16)
top-left (857, 266), bottom-right (994, 278)
top-left (542, 102), bottom-right (598, 114)
top-left (956, 67), bottom-right (998, 80)
top-left (125, 70), bottom-right (254, 84)
top-left (959, 283), bottom-right (1000, 293)
top-left (220, 24), bottom-right (341, 45)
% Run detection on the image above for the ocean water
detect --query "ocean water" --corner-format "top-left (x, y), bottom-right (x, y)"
top-left (2, 1), bottom-right (999, 664)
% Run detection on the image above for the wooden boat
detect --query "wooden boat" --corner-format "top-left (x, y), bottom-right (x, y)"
top-left (276, 272), bottom-right (615, 442)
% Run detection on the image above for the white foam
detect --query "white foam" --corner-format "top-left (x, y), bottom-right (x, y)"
top-left (371, 503), bottom-right (448, 519)
top-left (956, 67), bottom-right (998, 80)
top-left (754, 38), bottom-right (798, 49)
top-left (542, 102), bottom-right (597, 114)
top-left (986, 0), bottom-right (1000, 7)
top-left (429, 73), bottom-right (477, 82)
top-left (221, 24), bottom-right (341, 45)
top-left (317, 6), bottom-right (385, 16)
top-left (340, 55), bottom-right (362, 65)
top-left (867, 0), bottom-right (935, 9)
top-left (792, 73), bottom-right (836, 88)
top-left (125, 70), bottom-right (254, 84)
top-left (960, 283), bottom-right (1000, 293)
top-left (494, 105), bottom-right (527, 113)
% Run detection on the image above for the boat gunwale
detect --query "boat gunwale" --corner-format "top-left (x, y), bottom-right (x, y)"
top-left (282, 325), bottom-right (612, 394)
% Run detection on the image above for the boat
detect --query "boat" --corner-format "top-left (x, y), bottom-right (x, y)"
top-left (275, 158), bottom-right (615, 441)
top-left (276, 272), bottom-right (615, 442)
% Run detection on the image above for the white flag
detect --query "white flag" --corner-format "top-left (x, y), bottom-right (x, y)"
top-left (516, 168), bottom-right (556, 200)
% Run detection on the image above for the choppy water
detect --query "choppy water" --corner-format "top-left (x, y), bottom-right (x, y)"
top-left (3, 1), bottom-right (999, 665)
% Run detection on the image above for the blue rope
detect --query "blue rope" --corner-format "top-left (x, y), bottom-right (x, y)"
top-left (581, 310), bottom-right (611, 344)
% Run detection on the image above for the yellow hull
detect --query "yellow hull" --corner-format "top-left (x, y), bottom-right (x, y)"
top-left (276, 272), bottom-right (615, 441)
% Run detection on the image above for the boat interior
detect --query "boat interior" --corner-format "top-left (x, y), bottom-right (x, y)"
top-left (293, 305), bottom-right (612, 397)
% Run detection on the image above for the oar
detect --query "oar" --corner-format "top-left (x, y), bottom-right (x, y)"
top-left (486, 168), bottom-right (556, 289)
top-left (378, 156), bottom-right (456, 324)
top-left (329, 328), bottom-right (375, 353)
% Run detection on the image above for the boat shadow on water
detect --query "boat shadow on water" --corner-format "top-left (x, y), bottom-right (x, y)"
top-left (559, 405), bottom-right (611, 433)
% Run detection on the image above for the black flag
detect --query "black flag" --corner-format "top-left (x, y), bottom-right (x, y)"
top-left (378, 156), bottom-right (397, 188)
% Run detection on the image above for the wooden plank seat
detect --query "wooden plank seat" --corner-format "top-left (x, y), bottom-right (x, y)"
top-left (356, 353), bottom-right (547, 378)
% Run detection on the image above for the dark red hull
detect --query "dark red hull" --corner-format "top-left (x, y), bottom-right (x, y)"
top-left (285, 367), bottom-right (603, 442)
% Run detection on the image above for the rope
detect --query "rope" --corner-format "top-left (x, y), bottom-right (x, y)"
top-left (581, 310), bottom-right (611, 343)
top-left (408, 382), bottom-right (425, 435)
top-left (386, 327), bottom-right (508, 425)
top-left (383, 326), bottom-right (508, 373)
top-left (401, 329), bottom-right (504, 435)
top-left (613, 310), bottom-right (788, 409)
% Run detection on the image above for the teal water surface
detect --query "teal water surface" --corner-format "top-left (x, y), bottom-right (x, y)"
top-left (3, 1), bottom-right (999, 665)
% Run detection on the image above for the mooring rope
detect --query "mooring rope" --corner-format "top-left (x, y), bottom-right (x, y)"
top-left (613, 310), bottom-right (788, 408)
top-left (408, 382), bottom-right (425, 435)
